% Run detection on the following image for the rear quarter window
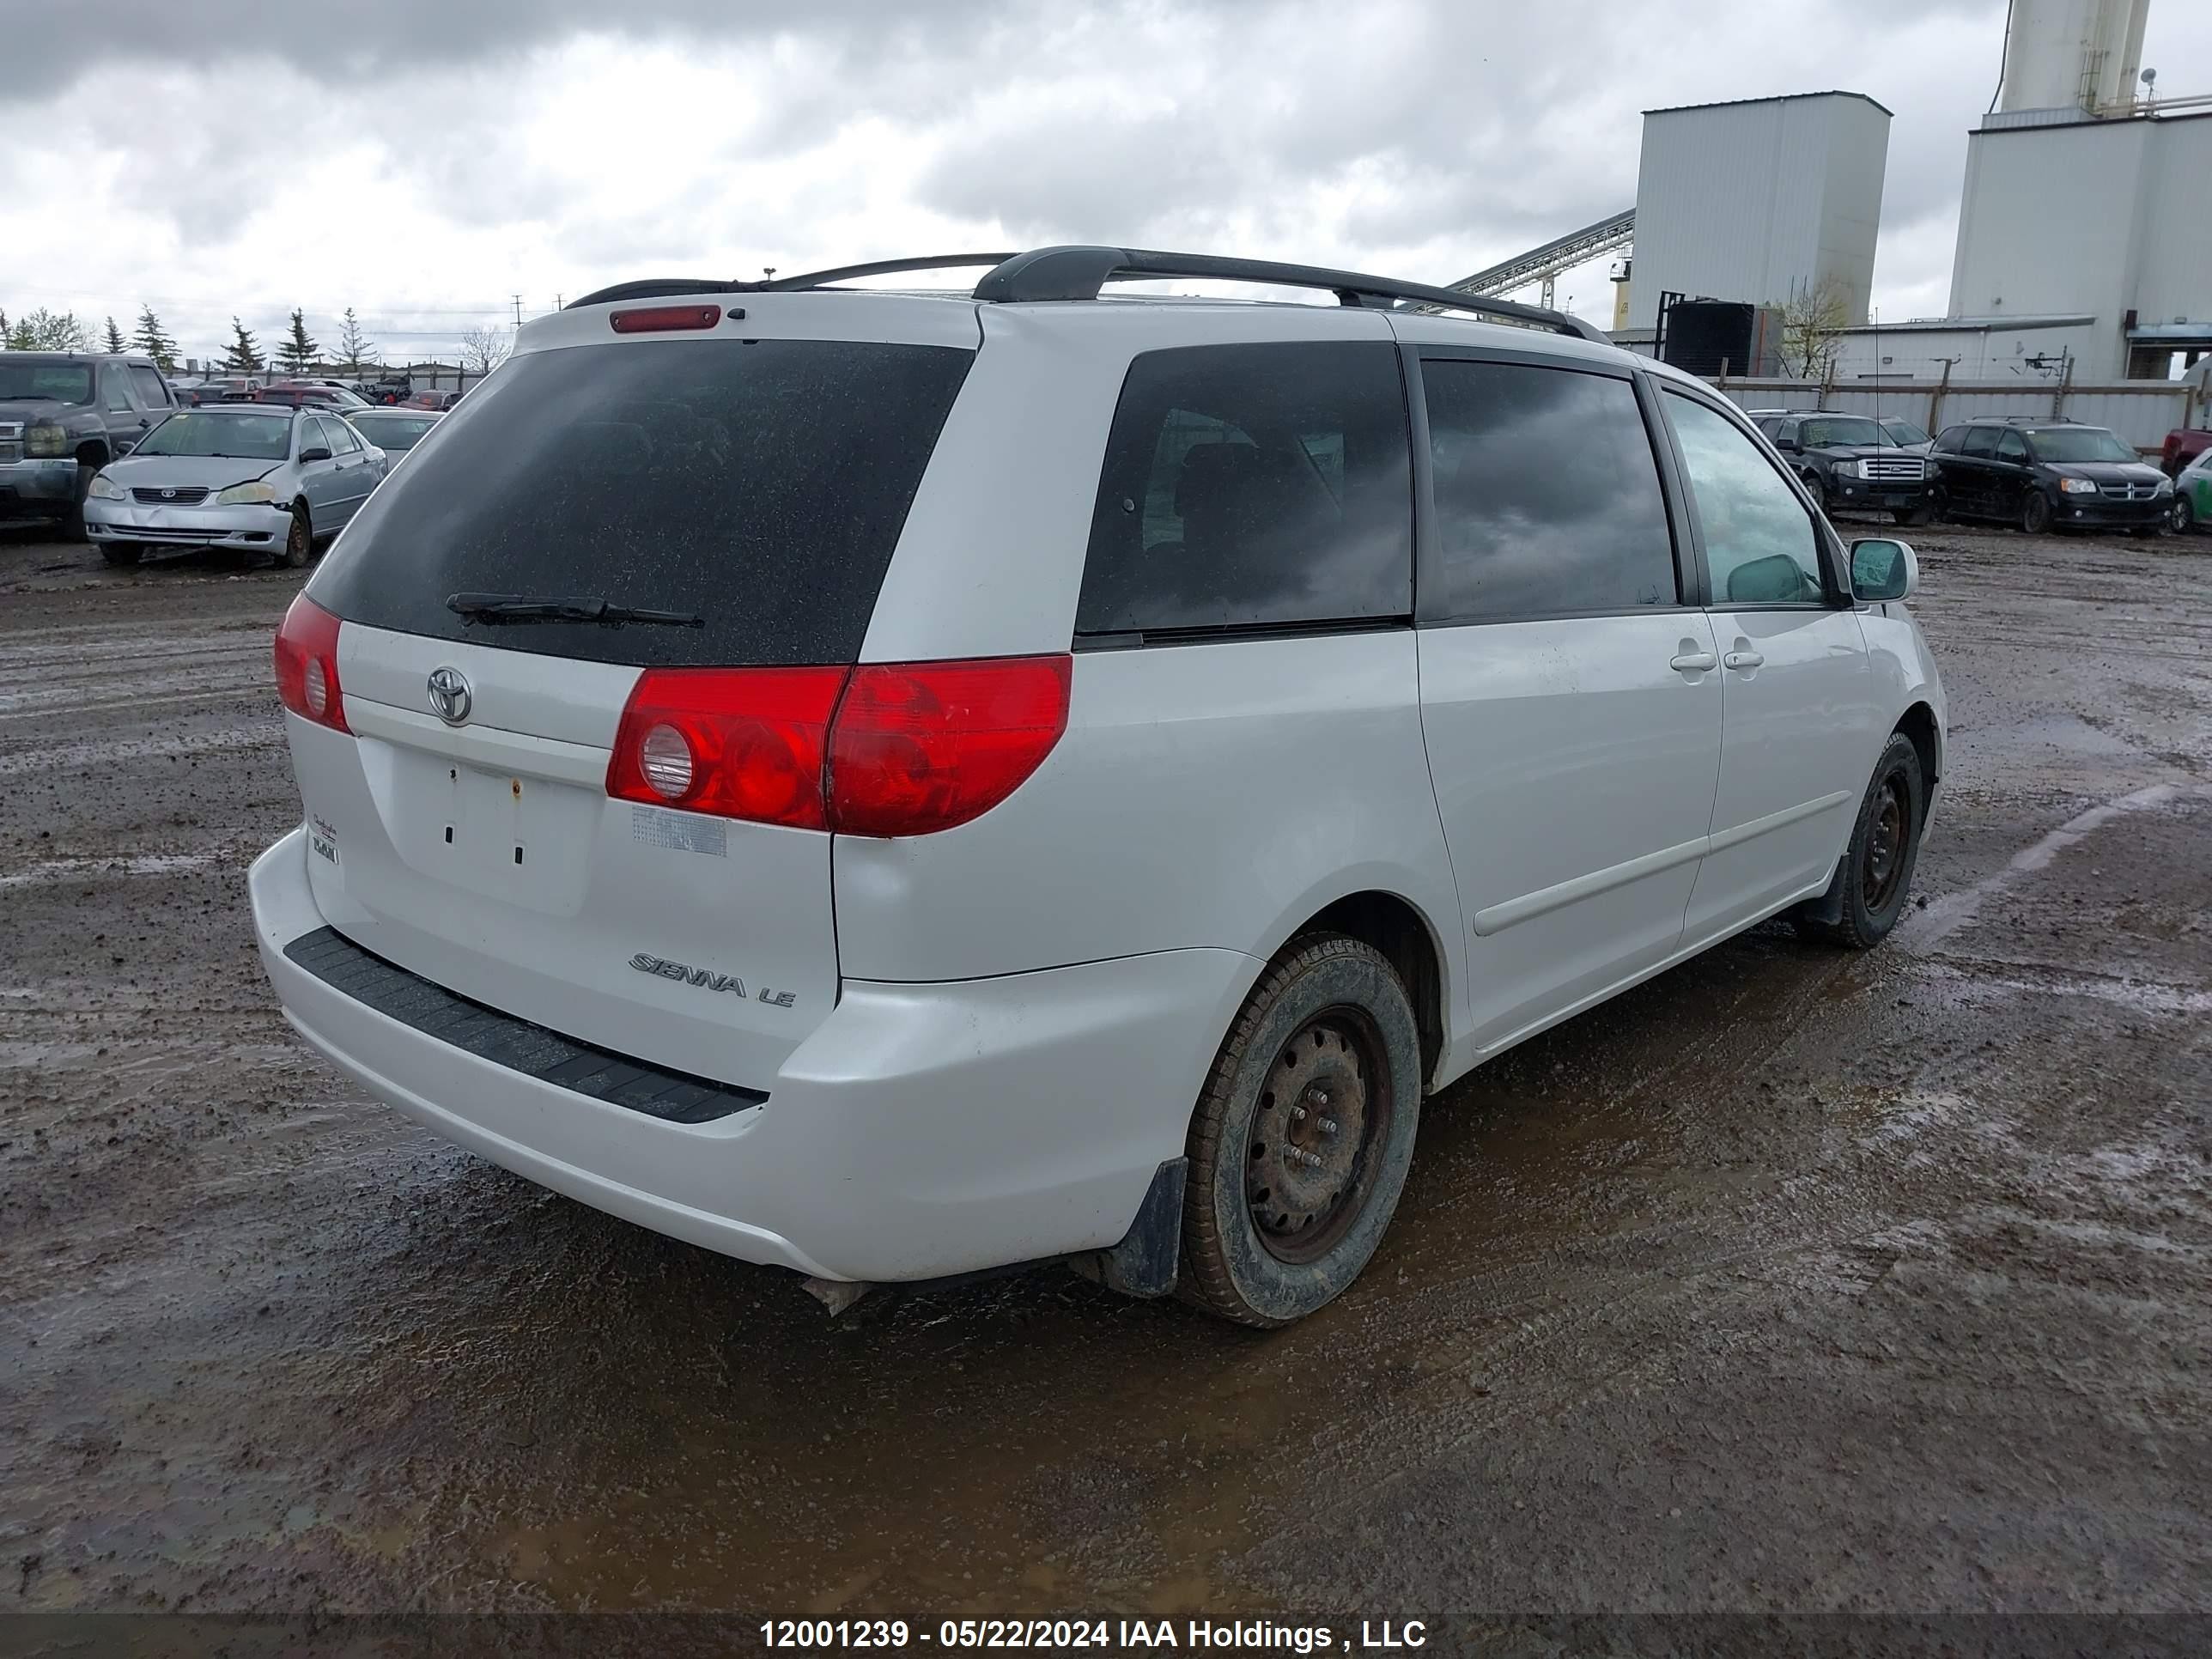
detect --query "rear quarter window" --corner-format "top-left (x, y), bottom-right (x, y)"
top-left (308, 338), bottom-right (975, 667)
top-left (1077, 341), bottom-right (1413, 637)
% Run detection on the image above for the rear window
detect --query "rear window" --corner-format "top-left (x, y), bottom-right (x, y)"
top-left (1078, 342), bottom-right (1412, 637)
top-left (309, 338), bottom-right (975, 667)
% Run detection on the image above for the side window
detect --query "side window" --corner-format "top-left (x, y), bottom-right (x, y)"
top-left (328, 416), bottom-right (361, 455)
top-left (1753, 416), bottom-right (1781, 439)
top-left (130, 366), bottom-right (172, 409)
top-left (101, 367), bottom-right (135, 412)
top-left (305, 416), bottom-right (337, 457)
top-left (1996, 430), bottom-right (2029, 464)
top-left (1961, 427), bottom-right (1997, 459)
top-left (1078, 341), bottom-right (1412, 636)
top-left (1662, 391), bottom-right (1827, 608)
top-left (1934, 426), bottom-right (1968, 453)
top-left (1420, 359), bottom-right (1676, 621)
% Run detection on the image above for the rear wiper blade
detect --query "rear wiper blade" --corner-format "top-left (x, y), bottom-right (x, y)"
top-left (446, 592), bottom-right (706, 629)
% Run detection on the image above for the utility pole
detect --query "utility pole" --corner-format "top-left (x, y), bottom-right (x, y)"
top-left (511, 295), bottom-right (524, 328)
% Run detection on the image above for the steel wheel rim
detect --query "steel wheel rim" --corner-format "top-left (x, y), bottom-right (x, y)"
top-left (288, 514), bottom-right (307, 562)
top-left (1862, 773), bottom-right (1910, 912)
top-left (1244, 1006), bottom-right (1393, 1265)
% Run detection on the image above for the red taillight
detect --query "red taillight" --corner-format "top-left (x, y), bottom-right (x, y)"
top-left (829, 656), bottom-right (1072, 837)
top-left (273, 594), bottom-right (349, 732)
top-left (604, 656), bottom-right (1073, 837)
top-left (609, 304), bottom-right (722, 334)
top-left (606, 666), bottom-right (848, 830)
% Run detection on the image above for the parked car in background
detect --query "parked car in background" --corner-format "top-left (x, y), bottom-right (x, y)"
top-left (83, 403), bottom-right (389, 568)
top-left (1751, 410), bottom-right (1939, 524)
top-left (1930, 417), bottom-right (2171, 534)
top-left (362, 374), bottom-right (412, 404)
top-left (405, 389), bottom-right (466, 410)
top-left (258, 382), bottom-right (374, 411)
top-left (344, 407), bottom-right (441, 457)
top-left (2170, 447), bottom-right (2212, 535)
top-left (2162, 424), bottom-right (2211, 479)
top-left (249, 246), bottom-right (1945, 1327)
top-left (0, 352), bottom-right (177, 538)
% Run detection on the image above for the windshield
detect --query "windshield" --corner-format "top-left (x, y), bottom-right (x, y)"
top-left (1881, 420), bottom-right (1929, 447)
top-left (134, 411), bottom-right (295, 460)
top-left (1800, 417), bottom-right (1887, 448)
top-left (2025, 427), bottom-right (2136, 465)
top-left (351, 415), bottom-right (436, 451)
top-left (0, 362), bottom-right (94, 403)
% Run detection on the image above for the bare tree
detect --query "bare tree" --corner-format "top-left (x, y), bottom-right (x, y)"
top-left (458, 325), bottom-right (510, 377)
top-left (1778, 276), bottom-right (1851, 381)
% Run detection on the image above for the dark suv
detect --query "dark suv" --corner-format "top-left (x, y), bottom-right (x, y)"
top-left (1930, 418), bottom-right (2171, 535)
top-left (0, 352), bottom-right (178, 538)
top-left (1751, 410), bottom-right (1937, 525)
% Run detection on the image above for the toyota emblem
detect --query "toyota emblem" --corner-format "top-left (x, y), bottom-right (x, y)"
top-left (161, 488), bottom-right (176, 499)
top-left (427, 666), bottom-right (472, 726)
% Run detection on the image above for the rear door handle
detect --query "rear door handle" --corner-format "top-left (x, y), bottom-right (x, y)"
top-left (1723, 649), bottom-right (1765, 671)
top-left (1669, 650), bottom-right (1717, 674)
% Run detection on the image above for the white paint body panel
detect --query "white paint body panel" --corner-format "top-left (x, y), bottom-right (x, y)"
top-left (251, 286), bottom-right (1949, 1283)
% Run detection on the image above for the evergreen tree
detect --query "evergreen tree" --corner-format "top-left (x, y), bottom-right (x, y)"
top-left (133, 306), bottom-right (179, 373)
top-left (278, 307), bottom-right (319, 375)
top-left (0, 307), bottom-right (9, 343)
top-left (337, 307), bottom-right (374, 374)
top-left (222, 316), bottom-right (264, 374)
top-left (12, 308), bottom-right (87, 350)
top-left (104, 315), bottom-right (127, 353)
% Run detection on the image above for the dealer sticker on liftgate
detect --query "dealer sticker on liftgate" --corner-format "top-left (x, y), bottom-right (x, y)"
top-left (309, 813), bottom-right (340, 866)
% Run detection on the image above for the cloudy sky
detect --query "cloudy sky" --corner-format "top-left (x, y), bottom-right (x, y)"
top-left (4, 0), bottom-right (2207, 368)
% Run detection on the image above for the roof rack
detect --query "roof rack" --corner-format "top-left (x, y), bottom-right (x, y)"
top-left (567, 256), bottom-right (1018, 310)
top-left (567, 247), bottom-right (1609, 343)
top-left (971, 246), bottom-right (1610, 342)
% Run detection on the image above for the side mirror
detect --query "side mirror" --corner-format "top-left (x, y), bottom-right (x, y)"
top-left (299, 446), bottom-right (332, 463)
top-left (1774, 436), bottom-right (1800, 453)
top-left (1850, 538), bottom-right (1917, 603)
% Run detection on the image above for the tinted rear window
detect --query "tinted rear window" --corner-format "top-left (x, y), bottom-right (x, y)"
top-left (309, 338), bottom-right (974, 667)
top-left (1078, 342), bottom-right (1412, 637)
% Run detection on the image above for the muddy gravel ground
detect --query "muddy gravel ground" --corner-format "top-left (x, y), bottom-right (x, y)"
top-left (1, 520), bottom-right (2208, 1649)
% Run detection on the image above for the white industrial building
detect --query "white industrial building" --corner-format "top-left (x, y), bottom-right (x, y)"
top-left (1827, 0), bottom-right (2211, 383)
top-left (1624, 91), bottom-right (1891, 336)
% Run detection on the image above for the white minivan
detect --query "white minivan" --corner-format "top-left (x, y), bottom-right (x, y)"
top-left (250, 247), bottom-right (1943, 1326)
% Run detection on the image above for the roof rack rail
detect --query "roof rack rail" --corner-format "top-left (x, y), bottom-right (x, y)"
top-left (566, 277), bottom-right (738, 309)
top-left (970, 246), bottom-right (1611, 343)
top-left (752, 253), bottom-right (1019, 291)
top-left (568, 256), bottom-right (1020, 309)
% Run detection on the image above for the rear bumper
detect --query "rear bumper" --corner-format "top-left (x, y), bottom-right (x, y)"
top-left (84, 498), bottom-right (291, 550)
top-left (251, 827), bottom-right (1253, 1283)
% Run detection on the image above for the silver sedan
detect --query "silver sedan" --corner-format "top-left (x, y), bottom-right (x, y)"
top-left (83, 404), bottom-right (388, 568)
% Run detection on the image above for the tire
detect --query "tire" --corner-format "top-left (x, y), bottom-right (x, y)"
top-left (1923, 484), bottom-right (1950, 525)
top-left (280, 504), bottom-right (312, 568)
top-left (2175, 497), bottom-right (2197, 536)
top-left (1890, 507), bottom-right (1917, 526)
top-left (1797, 733), bottom-right (1926, 951)
top-left (2021, 489), bottom-right (2052, 535)
top-left (1180, 933), bottom-right (1423, 1328)
top-left (99, 543), bottom-right (143, 567)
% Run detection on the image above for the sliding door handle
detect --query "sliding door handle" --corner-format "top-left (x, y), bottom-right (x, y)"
top-left (1669, 650), bottom-right (1718, 674)
top-left (1723, 649), bottom-right (1765, 671)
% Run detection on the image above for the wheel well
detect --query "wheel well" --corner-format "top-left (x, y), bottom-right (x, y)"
top-left (76, 440), bottom-right (109, 469)
top-left (1297, 891), bottom-right (1445, 1085)
top-left (1894, 702), bottom-right (1940, 810)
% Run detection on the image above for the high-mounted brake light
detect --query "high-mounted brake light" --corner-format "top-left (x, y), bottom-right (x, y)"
top-left (273, 594), bottom-right (349, 732)
top-left (609, 304), bottom-right (722, 334)
top-left (605, 655), bottom-right (1073, 837)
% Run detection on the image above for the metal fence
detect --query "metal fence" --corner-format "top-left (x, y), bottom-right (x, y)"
top-left (1709, 371), bottom-right (2203, 454)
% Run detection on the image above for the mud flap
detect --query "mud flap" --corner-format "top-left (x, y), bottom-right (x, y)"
top-left (1095, 1157), bottom-right (1186, 1298)
top-left (1799, 856), bottom-right (1850, 927)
